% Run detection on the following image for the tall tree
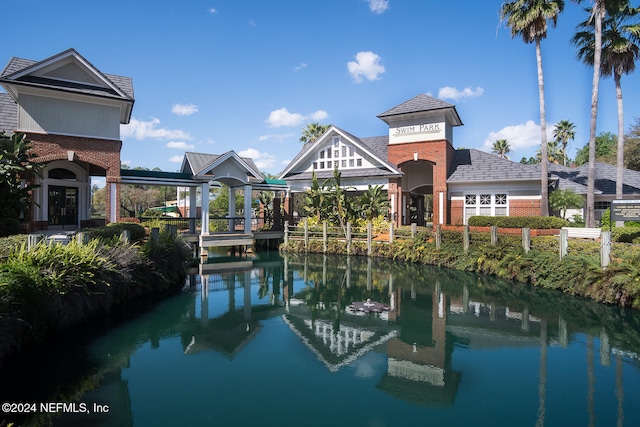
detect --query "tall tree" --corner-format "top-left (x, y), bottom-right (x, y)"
top-left (572, 0), bottom-right (606, 227)
top-left (572, 0), bottom-right (640, 205)
top-left (501, 0), bottom-right (565, 216)
top-left (553, 120), bottom-right (576, 165)
top-left (625, 116), bottom-right (640, 171)
top-left (300, 122), bottom-right (330, 144)
top-left (574, 131), bottom-right (617, 165)
top-left (492, 139), bottom-right (512, 159)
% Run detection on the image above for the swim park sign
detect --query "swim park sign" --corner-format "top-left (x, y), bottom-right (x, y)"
top-left (611, 199), bottom-right (640, 222)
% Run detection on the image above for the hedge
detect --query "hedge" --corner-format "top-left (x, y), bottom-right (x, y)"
top-left (79, 222), bottom-right (146, 241)
top-left (468, 215), bottom-right (569, 229)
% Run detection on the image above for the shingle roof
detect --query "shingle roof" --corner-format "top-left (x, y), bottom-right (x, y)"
top-left (0, 92), bottom-right (17, 133)
top-left (378, 94), bottom-right (455, 117)
top-left (0, 52), bottom-right (134, 101)
top-left (182, 151), bottom-right (263, 179)
top-left (547, 162), bottom-right (640, 195)
top-left (447, 149), bottom-right (541, 183)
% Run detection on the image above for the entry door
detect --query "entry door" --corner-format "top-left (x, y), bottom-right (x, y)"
top-left (48, 186), bottom-right (78, 226)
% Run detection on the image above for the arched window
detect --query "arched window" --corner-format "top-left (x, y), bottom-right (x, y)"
top-left (49, 168), bottom-right (77, 180)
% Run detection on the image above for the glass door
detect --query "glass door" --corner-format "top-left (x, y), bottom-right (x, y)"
top-left (48, 186), bottom-right (78, 227)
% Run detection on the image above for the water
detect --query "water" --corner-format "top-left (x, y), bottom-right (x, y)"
top-left (2, 253), bottom-right (640, 427)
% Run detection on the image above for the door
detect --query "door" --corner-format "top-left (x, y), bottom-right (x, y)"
top-left (48, 186), bottom-right (78, 227)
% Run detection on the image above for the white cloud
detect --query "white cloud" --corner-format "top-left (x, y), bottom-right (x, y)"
top-left (121, 160), bottom-right (132, 166)
top-left (169, 155), bottom-right (184, 163)
top-left (172, 103), bottom-right (199, 116)
top-left (238, 148), bottom-right (276, 170)
top-left (293, 62), bottom-right (308, 72)
top-left (266, 108), bottom-right (328, 128)
top-left (482, 120), bottom-right (553, 151)
top-left (166, 141), bottom-right (195, 150)
top-left (121, 117), bottom-right (192, 140)
top-left (365, 0), bottom-right (389, 14)
top-left (438, 86), bottom-right (484, 101)
top-left (208, 8), bottom-right (217, 14)
top-left (258, 133), bottom-right (295, 142)
top-left (347, 51), bottom-right (385, 83)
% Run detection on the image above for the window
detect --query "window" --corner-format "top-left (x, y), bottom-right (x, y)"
top-left (327, 149), bottom-right (332, 158)
top-left (465, 195), bottom-right (476, 206)
top-left (595, 201), bottom-right (610, 210)
top-left (464, 193), bottom-right (509, 223)
top-left (320, 151), bottom-right (325, 159)
top-left (49, 168), bottom-right (76, 180)
top-left (320, 161), bottom-right (325, 169)
top-left (313, 162), bottom-right (317, 170)
top-left (334, 150), bottom-right (339, 158)
top-left (356, 159), bottom-right (362, 167)
top-left (333, 136), bottom-right (340, 147)
top-left (349, 159), bottom-right (354, 167)
top-left (342, 146), bottom-right (347, 157)
top-left (495, 193), bottom-right (507, 216)
top-left (326, 161), bottom-right (331, 169)
top-left (341, 160), bottom-right (346, 168)
top-left (349, 147), bottom-right (355, 156)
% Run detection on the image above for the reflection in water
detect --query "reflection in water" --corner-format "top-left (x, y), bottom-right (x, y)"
top-left (1, 253), bottom-right (640, 426)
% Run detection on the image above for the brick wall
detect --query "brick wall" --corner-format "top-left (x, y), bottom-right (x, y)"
top-left (509, 199), bottom-right (542, 217)
top-left (388, 139), bottom-right (453, 225)
top-left (26, 132), bottom-right (122, 224)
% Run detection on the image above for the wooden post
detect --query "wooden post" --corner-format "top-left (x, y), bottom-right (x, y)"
top-left (411, 223), bottom-right (417, 238)
top-left (323, 221), bottom-right (327, 253)
top-left (120, 229), bottom-right (131, 244)
top-left (559, 228), bottom-right (568, 260)
top-left (463, 225), bottom-right (470, 252)
top-left (435, 224), bottom-right (442, 249)
top-left (151, 227), bottom-right (160, 244)
top-left (601, 230), bottom-right (611, 269)
top-left (304, 218), bottom-right (309, 249)
top-left (346, 221), bottom-right (352, 254)
top-left (76, 232), bottom-right (89, 245)
top-left (284, 220), bottom-right (289, 246)
top-left (27, 234), bottom-right (43, 252)
top-left (490, 226), bottom-right (498, 245)
top-left (389, 221), bottom-right (394, 243)
top-left (367, 221), bottom-right (372, 256)
top-left (522, 228), bottom-right (530, 253)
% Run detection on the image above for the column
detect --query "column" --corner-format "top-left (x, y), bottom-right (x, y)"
top-left (244, 184), bottom-right (252, 234)
top-left (201, 182), bottom-right (210, 235)
top-left (109, 182), bottom-right (118, 224)
top-left (228, 187), bottom-right (236, 232)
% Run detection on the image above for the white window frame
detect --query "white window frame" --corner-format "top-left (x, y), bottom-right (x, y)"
top-left (464, 192), bottom-right (509, 224)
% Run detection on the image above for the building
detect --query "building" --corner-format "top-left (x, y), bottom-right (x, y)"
top-left (280, 94), bottom-right (640, 225)
top-left (0, 48), bottom-right (134, 231)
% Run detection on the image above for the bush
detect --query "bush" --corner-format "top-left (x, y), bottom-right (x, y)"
top-left (0, 218), bottom-right (20, 237)
top-left (612, 226), bottom-right (640, 243)
top-left (80, 222), bottom-right (146, 241)
top-left (468, 216), bottom-right (569, 229)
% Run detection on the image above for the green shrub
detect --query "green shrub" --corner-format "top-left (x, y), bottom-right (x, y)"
top-left (0, 218), bottom-right (20, 237)
top-left (612, 226), bottom-right (640, 243)
top-left (80, 222), bottom-right (146, 241)
top-left (468, 216), bottom-right (569, 229)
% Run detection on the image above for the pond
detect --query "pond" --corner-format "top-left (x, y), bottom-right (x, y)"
top-left (2, 253), bottom-right (640, 427)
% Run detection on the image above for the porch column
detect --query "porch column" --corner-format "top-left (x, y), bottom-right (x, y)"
top-left (228, 187), bottom-right (236, 232)
top-left (109, 183), bottom-right (118, 224)
top-left (189, 187), bottom-right (197, 218)
top-left (244, 184), bottom-right (252, 234)
top-left (201, 182), bottom-right (210, 235)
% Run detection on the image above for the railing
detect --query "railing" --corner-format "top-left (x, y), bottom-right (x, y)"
top-left (284, 220), bottom-right (624, 269)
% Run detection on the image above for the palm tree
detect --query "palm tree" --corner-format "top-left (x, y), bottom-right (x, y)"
top-left (501, 0), bottom-right (565, 216)
top-left (300, 122), bottom-right (330, 144)
top-left (572, 1), bottom-right (640, 205)
top-left (572, 0), bottom-right (606, 227)
top-left (492, 139), bottom-right (512, 159)
top-left (553, 120), bottom-right (576, 165)
top-left (360, 185), bottom-right (390, 221)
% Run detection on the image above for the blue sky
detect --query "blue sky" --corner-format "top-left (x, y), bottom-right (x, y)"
top-left (3, 0), bottom-right (640, 187)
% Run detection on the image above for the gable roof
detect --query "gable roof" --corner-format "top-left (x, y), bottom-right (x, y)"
top-left (181, 151), bottom-right (264, 182)
top-left (447, 149), bottom-right (541, 183)
top-left (377, 94), bottom-right (463, 126)
top-left (278, 125), bottom-right (401, 181)
top-left (0, 48), bottom-right (134, 123)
